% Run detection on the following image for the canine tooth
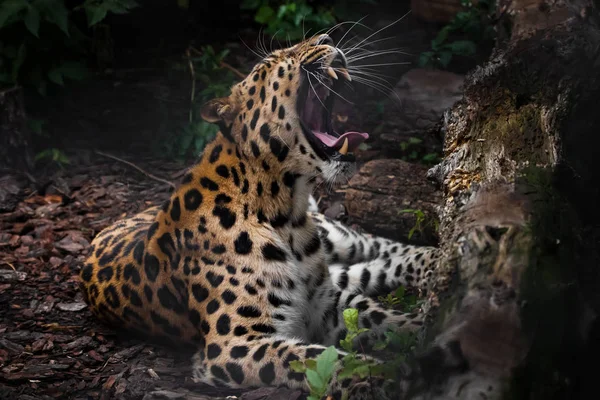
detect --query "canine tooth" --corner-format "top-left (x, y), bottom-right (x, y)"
top-left (327, 67), bottom-right (338, 80)
top-left (338, 68), bottom-right (351, 81)
top-left (339, 138), bottom-right (349, 155)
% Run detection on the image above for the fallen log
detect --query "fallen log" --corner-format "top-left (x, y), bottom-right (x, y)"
top-left (404, 1), bottom-right (600, 399)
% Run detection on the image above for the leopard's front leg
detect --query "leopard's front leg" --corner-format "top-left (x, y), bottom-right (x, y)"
top-left (192, 337), bottom-right (393, 400)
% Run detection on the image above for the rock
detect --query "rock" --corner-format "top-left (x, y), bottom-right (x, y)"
top-left (323, 201), bottom-right (346, 220)
top-left (241, 387), bottom-right (303, 400)
top-left (0, 174), bottom-right (25, 213)
top-left (369, 68), bottom-right (464, 160)
top-left (0, 270), bottom-right (27, 282)
top-left (54, 231), bottom-right (89, 254)
top-left (142, 390), bottom-right (214, 400)
top-left (56, 302), bottom-right (87, 312)
top-left (391, 68), bottom-right (464, 133)
top-left (345, 159), bottom-right (442, 245)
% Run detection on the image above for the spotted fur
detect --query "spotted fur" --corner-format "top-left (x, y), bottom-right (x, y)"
top-left (80, 34), bottom-right (440, 399)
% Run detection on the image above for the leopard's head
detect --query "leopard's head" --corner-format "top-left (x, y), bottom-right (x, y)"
top-left (200, 34), bottom-right (368, 185)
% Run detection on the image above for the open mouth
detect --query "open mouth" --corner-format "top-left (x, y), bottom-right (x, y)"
top-left (297, 57), bottom-right (369, 162)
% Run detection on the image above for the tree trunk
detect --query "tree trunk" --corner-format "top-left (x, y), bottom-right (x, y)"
top-left (0, 86), bottom-right (33, 212)
top-left (407, 1), bottom-right (600, 399)
top-left (0, 86), bottom-right (33, 171)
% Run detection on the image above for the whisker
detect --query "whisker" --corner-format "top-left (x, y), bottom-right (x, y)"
top-left (347, 62), bottom-right (411, 68)
top-left (350, 76), bottom-right (402, 105)
top-left (239, 35), bottom-right (263, 60)
top-left (305, 69), bottom-right (330, 113)
top-left (345, 69), bottom-right (396, 88)
top-left (309, 72), bottom-right (354, 106)
top-left (347, 49), bottom-right (411, 62)
top-left (270, 29), bottom-right (282, 51)
top-left (336, 16), bottom-right (371, 49)
top-left (342, 36), bottom-right (397, 55)
top-left (273, 122), bottom-right (293, 150)
top-left (347, 11), bottom-right (410, 53)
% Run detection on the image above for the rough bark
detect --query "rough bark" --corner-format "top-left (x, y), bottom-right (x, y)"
top-left (406, 1), bottom-right (600, 399)
top-left (0, 86), bottom-right (33, 212)
top-left (345, 159), bottom-right (442, 245)
top-left (0, 86), bottom-right (33, 172)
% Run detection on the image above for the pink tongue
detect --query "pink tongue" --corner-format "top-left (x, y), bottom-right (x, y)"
top-left (313, 131), bottom-right (369, 152)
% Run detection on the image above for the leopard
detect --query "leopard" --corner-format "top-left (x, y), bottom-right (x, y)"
top-left (79, 34), bottom-right (441, 399)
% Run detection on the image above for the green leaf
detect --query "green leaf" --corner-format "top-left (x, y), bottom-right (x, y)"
top-left (0, 0), bottom-right (28, 29)
top-left (289, 360), bottom-right (307, 373)
top-left (45, 1), bottom-right (69, 36)
top-left (48, 68), bottom-right (64, 85)
top-left (59, 62), bottom-right (89, 80)
top-left (276, 4), bottom-right (287, 19)
top-left (254, 5), bottom-right (274, 24)
top-left (176, 0), bottom-right (189, 10)
top-left (240, 0), bottom-right (262, 10)
top-left (438, 51), bottom-right (453, 67)
top-left (315, 346), bottom-right (338, 380)
top-left (56, 150), bottom-right (70, 164)
top-left (431, 26), bottom-right (450, 49)
top-left (339, 337), bottom-right (353, 352)
top-left (34, 149), bottom-right (50, 161)
top-left (343, 308), bottom-right (359, 332)
top-left (27, 118), bottom-right (45, 135)
top-left (372, 340), bottom-right (388, 351)
top-left (87, 4), bottom-right (108, 27)
top-left (10, 42), bottom-right (26, 83)
top-left (422, 153), bottom-right (440, 163)
top-left (24, 6), bottom-right (40, 37)
top-left (305, 369), bottom-right (324, 391)
top-left (418, 52), bottom-right (434, 67)
top-left (446, 40), bottom-right (477, 56)
top-left (395, 286), bottom-right (406, 299)
top-left (305, 359), bottom-right (317, 370)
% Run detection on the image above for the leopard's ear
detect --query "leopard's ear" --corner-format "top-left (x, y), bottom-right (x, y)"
top-left (200, 97), bottom-right (235, 124)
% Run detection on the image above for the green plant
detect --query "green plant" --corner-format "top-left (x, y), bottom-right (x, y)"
top-left (378, 286), bottom-right (419, 311)
top-left (0, 0), bottom-right (138, 92)
top-left (419, 0), bottom-right (496, 69)
top-left (400, 208), bottom-right (439, 240)
top-left (34, 147), bottom-right (70, 168)
top-left (289, 346), bottom-right (339, 400)
top-left (241, 0), bottom-right (336, 41)
top-left (290, 308), bottom-right (382, 399)
top-left (398, 136), bottom-right (441, 165)
top-left (290, 307), bottom-right (422, 399)
top-left (160, 45), bottom-right (238, 160)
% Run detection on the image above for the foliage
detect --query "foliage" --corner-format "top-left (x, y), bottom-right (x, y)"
top-left (160, 45), bottom-right (237, 160)
top-left (378, 286), bottom-right (419, 312)
top-left (34, 147), bottom-right (70, 168)
top-left (291, 299), bottom-right (420, 398)
top-left (241, 0), bottom-right (335, 41)
top-left (398, 136), bottom-right (441, 165)
top-left (400, 208), bottom-right (439, 240)
top-left (419, 0), bottom-right (496, 69)
top-left (0, 0), bottom-right (138, 93)
top-left (289, 346), bottom-right (339, 400)
top-left (240, 0), bottom-right (376, 42)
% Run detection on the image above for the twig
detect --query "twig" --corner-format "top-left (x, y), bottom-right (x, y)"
top-left (219, 60), bottom-right (246, 80)
top-left (187, 46), bottom-right (247, 80)
top-left (94, 150), bottom-right (176, 189)
top-left (185, 47), bottom-right (196, 123)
